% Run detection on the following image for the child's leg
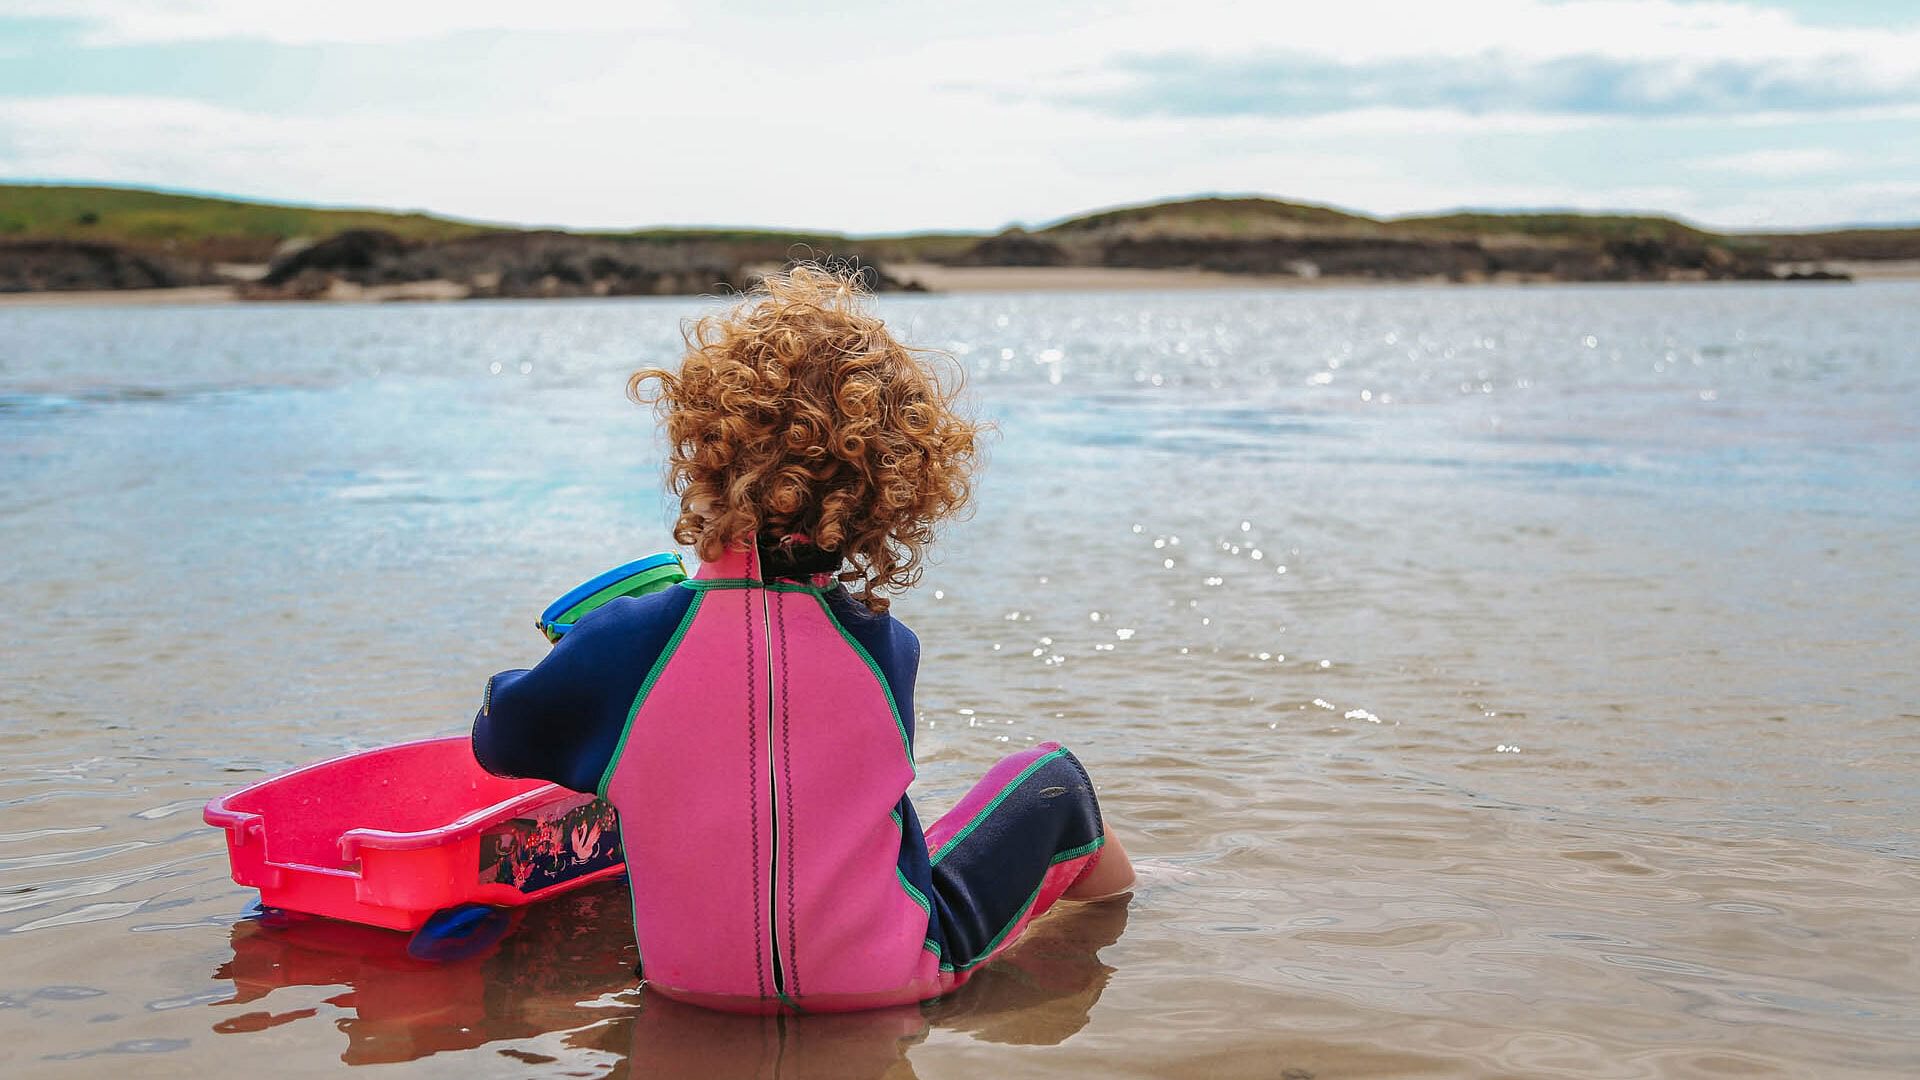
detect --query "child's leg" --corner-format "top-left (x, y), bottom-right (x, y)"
top-left (1063, 823), bottom-right (1134, 901)
top-left (922, 742), bottom-right (1127, 979)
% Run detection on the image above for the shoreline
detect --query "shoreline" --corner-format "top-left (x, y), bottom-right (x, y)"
top-left (0, 284), bottom-right (242, 307)
top-left (2, 260), bottom-right (1915, 308)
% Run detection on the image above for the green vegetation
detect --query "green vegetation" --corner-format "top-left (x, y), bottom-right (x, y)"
top-left (588, 228), bottom-right (984, 267)
top-left (1041, 198), bottom-right (1730, 244)
top-left (608, 226), bottom-right (843, 246)
top-left (841, 232), bottom-right (983, 263)
top-left (0, 184), bottom-right (495, 260)
top-left (1042, 195), bottom-right (1379, 236)
top-left (0, 184), bottom-right (983, 263)
top-left (1750, 226), bottom-right (1920, 260)
top-left (1386, 211), bottom-right (1709, 243)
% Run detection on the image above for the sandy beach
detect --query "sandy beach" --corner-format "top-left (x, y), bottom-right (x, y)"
top-left (0, 284), bottom-right (241, 307)
top-left (1818, 258), bottom-right (1920, 279)
top-left (0, 279), bottom-right (468, 307)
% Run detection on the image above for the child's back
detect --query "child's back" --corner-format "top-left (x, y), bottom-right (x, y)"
top-left (473, 267), bottom-right (1132, 1013)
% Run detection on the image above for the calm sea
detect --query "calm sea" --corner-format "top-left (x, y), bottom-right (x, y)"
top-left (2, 283), bottom-right (1916, 1078)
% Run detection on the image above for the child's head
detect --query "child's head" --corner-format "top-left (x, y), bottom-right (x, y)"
top-left (630, 265), bottom-right (979, 612)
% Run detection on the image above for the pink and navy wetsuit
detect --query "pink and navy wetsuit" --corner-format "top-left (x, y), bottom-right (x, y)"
top-left (472, 545), bottom-right (1108, 1013)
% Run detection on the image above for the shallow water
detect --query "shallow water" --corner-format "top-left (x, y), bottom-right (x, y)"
top-left (1, 283), bottom-right (1916, 1078)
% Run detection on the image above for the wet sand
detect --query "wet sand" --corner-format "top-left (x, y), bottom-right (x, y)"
top-left (0, 280), bottom-right (466, 307)
top-left (0, 283), bottom-right (241, 306)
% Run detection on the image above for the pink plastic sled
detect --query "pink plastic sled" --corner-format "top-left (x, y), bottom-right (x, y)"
top-left (204, 737), bottom-right (625, 934)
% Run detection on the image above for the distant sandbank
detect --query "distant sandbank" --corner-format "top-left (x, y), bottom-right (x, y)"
top-left (0, 284), bottom-right (241, 307)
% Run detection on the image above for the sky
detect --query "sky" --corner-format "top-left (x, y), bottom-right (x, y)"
top-left (1, 0), bottom-right (1917, 234)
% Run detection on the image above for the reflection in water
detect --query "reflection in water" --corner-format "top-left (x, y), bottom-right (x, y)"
top-left (209, 880), bottom-right (1128, 1074)
top-left (923, 895), bottom-right (1128, 1046)
top-left (212, 884), bottom-right (635, 1066)
top-left (594, 997), bottom-right (928, 1080)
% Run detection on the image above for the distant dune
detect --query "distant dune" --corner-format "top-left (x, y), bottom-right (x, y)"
top-left (3, 185), bottom-right (1911, 299)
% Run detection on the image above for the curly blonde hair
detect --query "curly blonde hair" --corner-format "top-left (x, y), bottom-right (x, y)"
top-left (629, 265), bottom-right (980, 613)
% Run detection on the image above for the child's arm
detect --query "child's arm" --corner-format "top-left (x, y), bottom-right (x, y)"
top-left (471, 595), bottom-right (668, 794)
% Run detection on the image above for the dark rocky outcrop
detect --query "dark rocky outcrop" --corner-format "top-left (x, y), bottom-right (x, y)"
top-left (1095, 234), bottom-right (1484, 278)
top-left (1753, 228), bottom-right (1920, 262)
top-left (1778, 268), bottom-right (1851, 281)
top-left (245, 230), bottom-right (916, 300)
top-left (248, 230), bottom-right (749, 299)
top-left (947, 228), bottom-right (1070, 267)
top-left (0, 240), bottom-right (220, 292)
top-left (386, 231), bottom-right (747, 298)
top-left (753, 254), bottom-right (918, 292)
top-left (941, 224), bottom-right (1783, 282)
top-left (261, 229), bottom-right (414, 285)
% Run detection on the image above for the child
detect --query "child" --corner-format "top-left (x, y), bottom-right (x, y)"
top-left (472, 266), bottom-right (1133, 1014)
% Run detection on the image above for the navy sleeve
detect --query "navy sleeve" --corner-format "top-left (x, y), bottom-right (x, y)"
top-left (824, 588), bottom-right (921, 755)
top-left (472, 585), bottom-right (698, 794)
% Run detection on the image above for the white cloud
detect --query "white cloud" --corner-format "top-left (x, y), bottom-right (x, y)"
top-left (11, 0), bottom-right (1920, 69)
top-left (1692, 148), bottom-right (1853, 177)
top-left (0, 0), bottom-right (684, 46)
top-left (0, 97), bottom-right (396, 197)
top-left (8, 91), bottom-right (1902, 233)
top-left (1682, 180), bottom-right (1920, 229)
top-left (2, 3), bottom-right (1916, 231)
top-left (0, 92), bottom-right (1136, 233)
top-left (1079, 0), bottom-right (1920, 68)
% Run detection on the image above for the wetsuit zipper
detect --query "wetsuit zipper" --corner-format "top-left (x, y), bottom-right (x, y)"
top-left (761, 585), bottom-right (788, 1000)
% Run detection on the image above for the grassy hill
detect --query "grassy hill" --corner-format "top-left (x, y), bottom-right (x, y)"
top-left (1750, 226), bottom-right (1920, 261)
top-left (1385, 211), bottom-right (1713, 244)
top-left (0, 183), bottom-right (986, 264)
top-left (1041, 195), bottom-right (1380, 237)
top-left (1035, 198), bottom-right (1729, 246)
top-left (0, 184), bottom-right (499, 261)
top-left (943, 195), bottom-right (1810, 281)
